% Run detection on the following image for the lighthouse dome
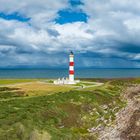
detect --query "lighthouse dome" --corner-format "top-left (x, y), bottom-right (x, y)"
top-left (70, 51), bottom-right (73, 55)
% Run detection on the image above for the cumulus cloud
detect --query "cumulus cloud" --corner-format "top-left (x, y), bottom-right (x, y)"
top-left (0, 0), bottom-right (140, 68)
top-left (80, 0), bottom-right (140, 61)
top-left (0, 0), bottom-right (69, 25)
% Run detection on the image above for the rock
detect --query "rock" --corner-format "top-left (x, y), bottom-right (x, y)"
top-left (98, 85), bottom-right (140, 140)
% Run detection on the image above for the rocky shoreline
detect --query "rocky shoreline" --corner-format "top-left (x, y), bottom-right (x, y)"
top-left (98, 85), bottom-right (140, 140)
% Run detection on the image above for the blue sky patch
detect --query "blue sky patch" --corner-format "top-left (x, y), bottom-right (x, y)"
top-left (70, 0), bottom-right (83, 6)
top-left (55, 9), bottom-right (88, 24)
top-left (0, 12), bottom-right (30, 22)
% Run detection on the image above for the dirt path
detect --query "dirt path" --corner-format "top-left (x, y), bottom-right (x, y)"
top-left (98, 85), bottom-right (140, 140)
top-left (76, 82), bottom-right (104, 90)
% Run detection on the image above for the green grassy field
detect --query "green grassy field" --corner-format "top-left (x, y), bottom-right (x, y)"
top-left (0, 78), bottom-right (137, 140)
top-left (0, 79), bottom-right (37, 85)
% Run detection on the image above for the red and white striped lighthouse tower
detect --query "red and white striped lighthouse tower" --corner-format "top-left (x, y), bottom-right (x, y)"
top-left (69, 51), bottom-right (74, 83)
top-left (54, 51), bottom-right (79, 85)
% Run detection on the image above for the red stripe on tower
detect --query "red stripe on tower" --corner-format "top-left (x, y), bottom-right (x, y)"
top-left (69, 62), bottom-right (74, 66)
top-left (69, 70), bottom-right (74, 74)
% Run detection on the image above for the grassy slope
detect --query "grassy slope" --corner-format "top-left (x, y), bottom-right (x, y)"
top-left (0, 79), bottom-right (137, 140)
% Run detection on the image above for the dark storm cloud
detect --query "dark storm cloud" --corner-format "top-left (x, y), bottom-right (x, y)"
top-left (117, 44), bottom-right (140, 54)
top-left (47, 29), bottom-right (60, 37)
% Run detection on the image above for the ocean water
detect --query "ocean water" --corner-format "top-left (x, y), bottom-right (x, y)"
top-left (0, 68), bottom-right (140, 79)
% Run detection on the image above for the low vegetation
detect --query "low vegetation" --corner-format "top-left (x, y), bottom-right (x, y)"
top-left (0, 78), bottom-right (138, 140)
top-left (0, 79), bottom-right (37, 85)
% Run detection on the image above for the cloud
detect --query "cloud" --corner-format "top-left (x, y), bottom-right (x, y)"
top-left (0, 0), bottom-right (69, 28)
top-left (80, 0), bottom-right (140, 59)
top-left (0, 0), bottom-right (140, 68)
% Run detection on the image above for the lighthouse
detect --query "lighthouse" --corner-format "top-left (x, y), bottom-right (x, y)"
top-left (69, 51), bottom-right (74, 83)
top-left (54, 51), bottom-right (80, 85)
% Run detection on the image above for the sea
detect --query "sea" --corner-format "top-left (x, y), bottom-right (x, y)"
top-left (0, 68), bottom-right (140, 79)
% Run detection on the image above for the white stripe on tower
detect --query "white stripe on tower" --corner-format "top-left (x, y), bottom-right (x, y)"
top-left (70, 56), bottom-right (74, 62)
top-left (69, 51), bottom-right (74, 82)
top-left (69, 66), bottom-right (74, 71)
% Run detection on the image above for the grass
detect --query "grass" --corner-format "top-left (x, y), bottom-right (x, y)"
top-left (75, 81), bottom-right (95, 87)
top-left (12, 82), bottom-right (75, 96)
top-left (0, 78), bottom-right (137, 140)
top-left (0, 79), bottom-right (37, 85)
top-left (0, 87), bottom-right (24, 99)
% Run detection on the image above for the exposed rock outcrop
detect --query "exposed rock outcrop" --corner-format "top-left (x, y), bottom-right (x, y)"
top-left (99, 85), bottom-right (140, 140)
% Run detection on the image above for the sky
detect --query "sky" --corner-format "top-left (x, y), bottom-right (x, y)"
top-left (0, 0), bottom-right (140, 68)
